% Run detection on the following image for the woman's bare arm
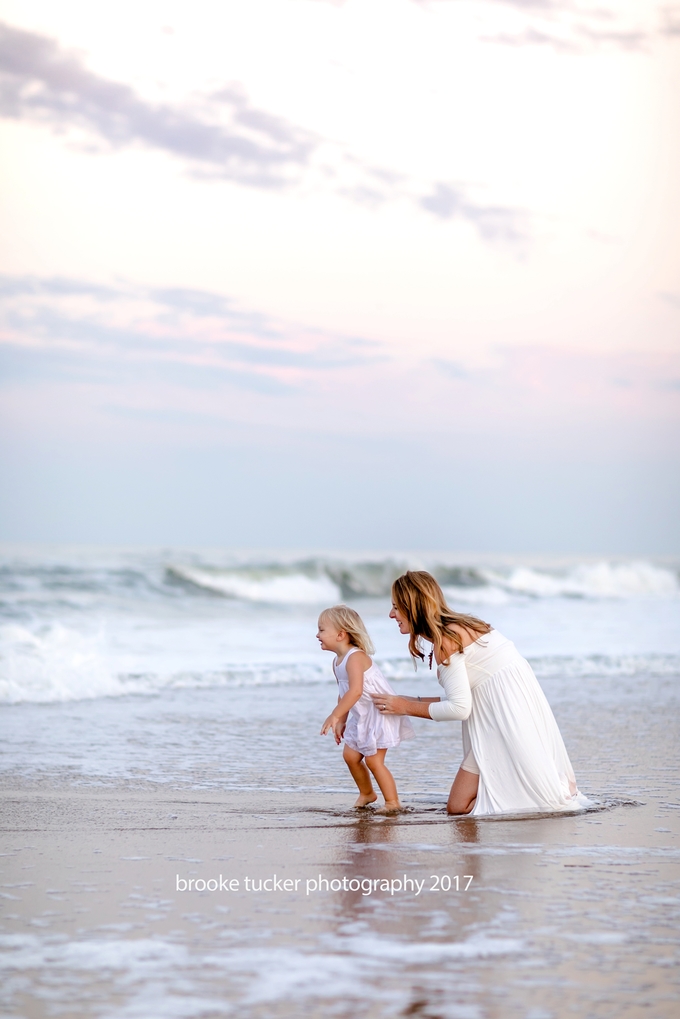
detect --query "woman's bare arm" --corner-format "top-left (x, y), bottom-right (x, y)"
top-left (370, 694), bottom-right (439, 718)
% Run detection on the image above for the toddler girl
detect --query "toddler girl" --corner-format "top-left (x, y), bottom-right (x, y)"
top-left (318, 605), bottom-right (414, 813)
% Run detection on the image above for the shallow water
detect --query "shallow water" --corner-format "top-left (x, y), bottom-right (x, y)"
top-left (0, 669), bottom-right (675, 806)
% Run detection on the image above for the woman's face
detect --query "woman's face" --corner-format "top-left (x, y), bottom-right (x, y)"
top-left (389, 602), bottom-right (411, 634)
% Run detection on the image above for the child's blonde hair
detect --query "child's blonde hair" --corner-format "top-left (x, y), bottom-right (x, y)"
top-left (319, 604), bottom-right (375, 655)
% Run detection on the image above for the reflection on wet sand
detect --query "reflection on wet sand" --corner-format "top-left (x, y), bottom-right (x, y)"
top-left (333, 813), bottom-right (400, 913)
top-left (324, 810), bottom-right (488, 925)
top-left (446, 815), bottom-right (483, 893)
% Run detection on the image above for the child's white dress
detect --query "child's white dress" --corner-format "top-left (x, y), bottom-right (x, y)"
top-left (334, 647), bottom-right (415, 757)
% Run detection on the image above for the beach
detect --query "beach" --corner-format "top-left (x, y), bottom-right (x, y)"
top-left (1, 548), bottom-right (679, 1016)
top-left (2, 0), bottom-right (678, 1011)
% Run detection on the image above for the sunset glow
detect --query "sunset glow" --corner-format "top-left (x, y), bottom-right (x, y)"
top-left (1, 0), bottom-right (678, 550)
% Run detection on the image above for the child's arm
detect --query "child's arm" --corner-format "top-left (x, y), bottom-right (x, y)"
top-left (320, 651), bottom-right (371, 740)
top-left (333, 694), bottom-right (348, 744)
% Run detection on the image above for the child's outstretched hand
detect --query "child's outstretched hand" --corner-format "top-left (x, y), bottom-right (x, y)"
top-left (320, 714), bottom-right (345, 744)
top-left (320, 713), bottom-right (336, 736)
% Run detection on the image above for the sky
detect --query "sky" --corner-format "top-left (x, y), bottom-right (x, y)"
top-left (0, 0), bottom-right (678, 553)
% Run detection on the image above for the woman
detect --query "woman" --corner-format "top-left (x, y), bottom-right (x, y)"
top-left (371, 571), bottom-right (587, 816)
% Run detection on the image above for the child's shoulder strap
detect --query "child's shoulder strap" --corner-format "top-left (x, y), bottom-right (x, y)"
top-left (344, 647), bottom-right (364, 666)
top-left (335, 646), bottom-right (359, 673)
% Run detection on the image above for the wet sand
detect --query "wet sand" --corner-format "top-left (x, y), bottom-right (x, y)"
top-left (2, 782), bottom-right (679, 1018)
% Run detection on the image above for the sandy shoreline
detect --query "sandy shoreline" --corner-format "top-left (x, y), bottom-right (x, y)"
top-left (2, 649), bottom-right (679, 1016)
top-left (2, 782), bottom-right (679, 1018)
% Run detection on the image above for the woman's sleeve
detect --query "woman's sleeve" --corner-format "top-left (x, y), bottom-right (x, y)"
top-left (428, 655), bottom-right (472, 721)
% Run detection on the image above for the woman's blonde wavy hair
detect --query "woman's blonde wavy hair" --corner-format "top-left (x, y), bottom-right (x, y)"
top-left (391, 571), bottom-right (491, 666)
top-left (319, 604), bottom-right (375, 655)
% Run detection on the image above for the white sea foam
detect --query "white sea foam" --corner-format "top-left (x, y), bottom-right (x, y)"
top-left (529, 654), bottom-right (680, 679)
top-left (1, 614), bottom-right (678, 705)
top-left (483, 561), bottom-right (679, 600)
top-left (0, 932), bottom-right (188, 972)
top-left (337, 932), bottom-right (523, 962)
top-left (0, 623), bottom-right (123, 704)
top-left (0, 930), bottom-right (523, 1012)
top-left (0, 622), bottom-right (333, 704)
top-left (169, 565), bottom-right (341, 604)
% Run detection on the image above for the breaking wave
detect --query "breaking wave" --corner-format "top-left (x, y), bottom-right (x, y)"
top-left (1, 551), bottom-right (676, 608)
top-left (168, 565), bottom-right (341, 604)
top-left (167, 558), bottom-right (679, 605)
top-left (481, 561), bottom-right (679, 601)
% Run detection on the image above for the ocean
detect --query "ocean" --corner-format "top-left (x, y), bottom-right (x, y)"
top-left (1, 546), bottom-right (679, 707)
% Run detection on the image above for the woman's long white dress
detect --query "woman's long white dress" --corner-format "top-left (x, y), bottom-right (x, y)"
top-left (429, 629), bottom-right (587, 816)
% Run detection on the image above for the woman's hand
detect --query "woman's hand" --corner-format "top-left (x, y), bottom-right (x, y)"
top-left (371, 693), bottom-right (439, 719)
top-left (370, 693), bottom-right (404, 715)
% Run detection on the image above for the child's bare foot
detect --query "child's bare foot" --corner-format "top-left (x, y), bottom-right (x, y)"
top-left (354, 792), bottom-right (378, 808)
top-left (375, 801), bottom-right (404, 815)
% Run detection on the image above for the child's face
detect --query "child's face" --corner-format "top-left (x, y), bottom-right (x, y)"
top-left (316, 618), bottom-right (345, 652)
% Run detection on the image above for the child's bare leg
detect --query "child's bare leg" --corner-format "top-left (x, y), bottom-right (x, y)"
top-left (364, 749), bottom-right (402, 813)
top-left (343, 745), bottom-right (377, 807)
